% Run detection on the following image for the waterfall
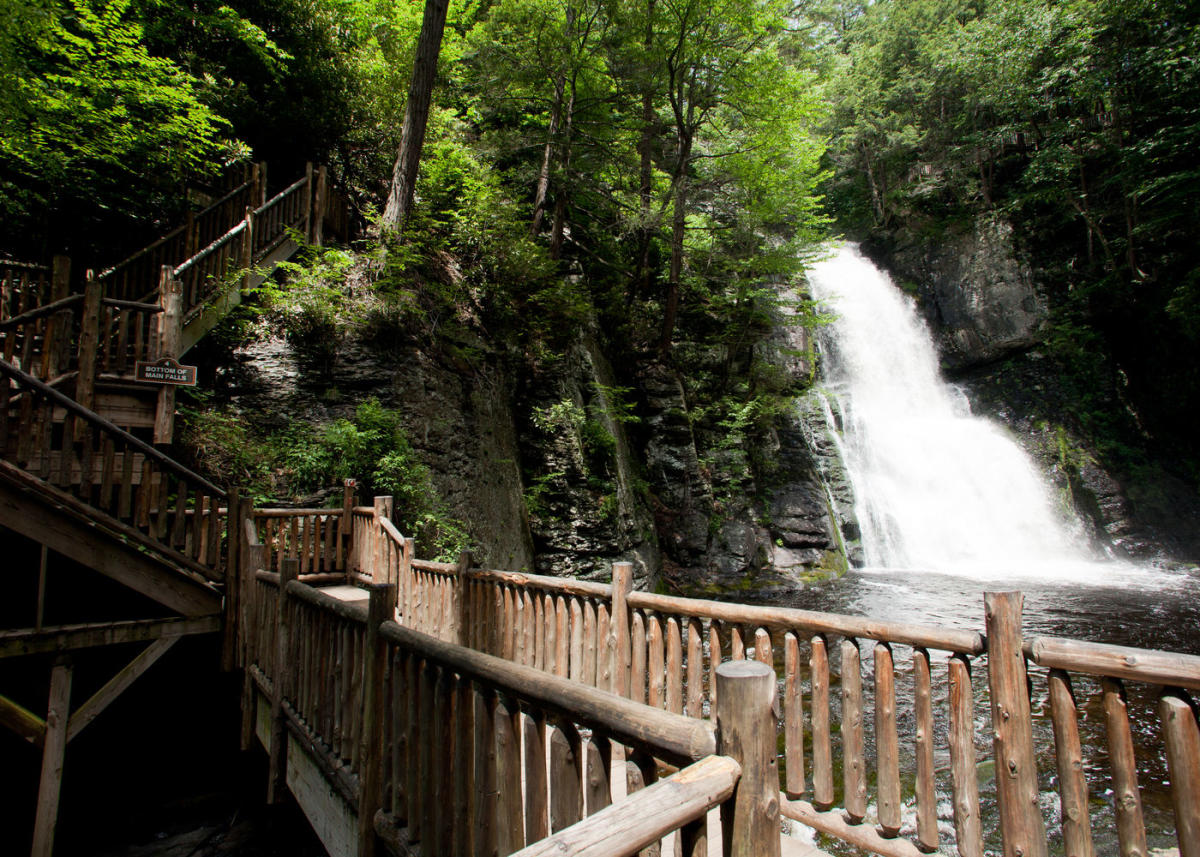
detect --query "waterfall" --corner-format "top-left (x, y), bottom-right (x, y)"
top-left (807, 244), bottom-right (1091, 577)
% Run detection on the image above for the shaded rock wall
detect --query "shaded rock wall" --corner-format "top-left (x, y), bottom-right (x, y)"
top-left (881, 216), bottom-right (1046, 370)
top-left (220, 334), bottom-right (536, 571)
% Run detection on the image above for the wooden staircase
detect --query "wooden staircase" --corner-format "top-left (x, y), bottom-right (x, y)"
top-left (0, 162), bottom-right (350, 857)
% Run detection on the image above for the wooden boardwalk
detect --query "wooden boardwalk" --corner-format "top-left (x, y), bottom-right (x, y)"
top-left (232, 504), bottom-right (1200, 857)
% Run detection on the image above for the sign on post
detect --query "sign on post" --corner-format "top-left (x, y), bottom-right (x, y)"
top-left (135, 357), bottom-right (198, 386)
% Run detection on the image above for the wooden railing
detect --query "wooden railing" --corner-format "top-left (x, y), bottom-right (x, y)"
top-left (316, 501), bottom-right (1200, 857)
top-left (2, 163), bottom-right (347, 402)
top-left (2, 259), bottom-right (55, 320)
top-left (97, 165), bottom-right (264, 303)
top-left (240, 558), bottom-right (784, 857)
top-left (0, 359), bottom-right (230, 581)
top-left (1022, 626), bottom-right (1200, 857)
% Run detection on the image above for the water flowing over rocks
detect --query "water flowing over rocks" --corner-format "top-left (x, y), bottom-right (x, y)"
top-left (863, 220), bottom-right (1200, 566)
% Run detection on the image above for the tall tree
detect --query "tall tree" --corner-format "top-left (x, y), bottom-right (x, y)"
top-left (382, 0), bottom-right (451, 234)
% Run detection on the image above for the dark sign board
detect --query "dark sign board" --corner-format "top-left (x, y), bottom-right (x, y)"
top-left (135, 357), bottom-right (198, 386)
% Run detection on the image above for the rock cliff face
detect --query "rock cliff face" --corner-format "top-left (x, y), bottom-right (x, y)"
top-left (217, 333), bottom-right (536, 572)
top-left (211, 279), bottom-right (850, 589)
top-left (879, 216), bottom-right (1046, 371)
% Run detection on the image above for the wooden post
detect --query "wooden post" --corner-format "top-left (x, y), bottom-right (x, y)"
top-left (1160, 691), bottom-right (1200, 857)
top-left (75, 272), bottom-right (102, 417)
top-left (268, 557), bottom-right (299, 804)
top-left (31, 659), bottom-right (72, 857)
top-left (454, 551), bottom-right (472, 646)
top-left (341, 479), bottom-right (356, 537)
top-left (304, 162), bottom-right (315, 243)
top-left (948, 653), bottom-right (984, 857)
top-left (41, 255), bottom-right (71, 380)
top-left (358, 583), bottom-right (396, 857)
top-left (240, 208), bottom-right (254, 292)
top-left (840, 638), bottom-right (866, 823)
top-left (1046, 670), bottom-right (1093, 856)
top-left (984, 592), bottom-right (1048, 857)
top-left (154, 266), bottom-right (182, 444)
top-left (239, 499), bottom-right (262, 752)
top-left (221, 487), bottom-right (241, 672)
top-left (257, 162), bottom-right (268, 206)
top-left (251, 163), bottom-right (263, 209)
top-left (611, 562), bottom-right (632, 698)
top-left (185, 209), bottom-right (198, 257)
top-left (715, 660), bottom-right (781, 857)
top-left (313, 166), bottom-right (328, 247)
top-left (372, 496), bottom-right (394, 584)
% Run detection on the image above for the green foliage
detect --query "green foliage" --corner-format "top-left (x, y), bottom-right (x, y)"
top-left (823, 0), bottom-right (1200, 474)
top-left (0, 0), bottom-right (237, 249)
top-left (522, 470), bottom-right (563, 520)
top-left (180, 398), bottom-right (471, 561)
top-left (255, 244), bottom-right (358, 373)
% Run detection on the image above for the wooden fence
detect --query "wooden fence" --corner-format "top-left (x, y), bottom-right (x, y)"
top-left (237, 497), bottom-right (1200, 857)
top-left (2, 162), bottom-right (346, 393)
top-left (240, 554), bottom-right (784, 857)
top-left (0, 359), bottom-right (232, 582)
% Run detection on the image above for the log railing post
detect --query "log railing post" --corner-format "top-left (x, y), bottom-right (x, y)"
top-left (267, 556), bottom-right (299, 804)
top-left (30, 658), bottom-right (73, 857)
top-left (239, 498), bottom-right (261, 752)
top-left (313, 165), bottom-right (328, 247)
top-left (372, 495), bottom-right (394, 584)
top-left (304, 162), bottom-right (314, 243)
top-left (74, 272), bottom-right (102, 418)
top-left (40, 255), bottom-right (71, 380)
top-left (340, 478), bottom-right (356, 570)
top-left (715, 660), bottom-right (780, 857)
top-left (221, 486), bottom-right (241, 672)
top-left (358, 583), bottom-right (395, 857)
top-left (1160, 691), bottom-right (1200, 857)
top-left (454, 550), bottom-right (472, 647)
top-left (611, 562), bottom-right (632, 698)
top-left (984, 591), bottom-right (1048, 857)
top-left (240, 208), bottom-right (254, 290)
top-left (256, 162), bottom-right (268, 206)
top-left (153, 266), bottom-right (182, 444)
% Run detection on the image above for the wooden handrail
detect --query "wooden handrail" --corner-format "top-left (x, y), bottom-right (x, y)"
top-left (173, 220), bottom-right (248, 276)
top-left (0, 359), bottom-right (227, 498)
top-left (96, 177), bottom-right (254, 280)
top-left (512, 755), bottom-right (740, 857)
top-left (1, 259), bottom-right (50, 272)
top-left (1025, 635), bottom-right (1200, 691)
top-left (100, 297), bottom-right (162, 313)
top-left (95, 224), bottom-right (186, 280)
top-left (626, 589), bottom-right (986, 654)
top-left (378, 615), bottom-right (718, 766)
top-left (253, 507), bottom-right (345, 518)
top-left (0, 294), bottom-right (83, 330)
top-left (253, 175), bottom-right (308, 219)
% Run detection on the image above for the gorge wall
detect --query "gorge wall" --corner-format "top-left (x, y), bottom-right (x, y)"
top-left (203, 279), bottom-right (848, 592)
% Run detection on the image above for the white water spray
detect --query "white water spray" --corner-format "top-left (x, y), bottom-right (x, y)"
top-left (807, 244), bottom-right (1092, 577)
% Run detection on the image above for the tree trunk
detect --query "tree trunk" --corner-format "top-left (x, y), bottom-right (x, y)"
top-left (381, 0), bottom-right (451, 235)
top-left (531, 78), bottom-right (564, 237)
top-left (633, 0), bottom-right (657, 300)
top-left (658, 133), bottom-right (691, 353)
top-left (548, 78), bottom-right (576, 260)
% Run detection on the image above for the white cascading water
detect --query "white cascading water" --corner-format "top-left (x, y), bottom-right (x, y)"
top-left (807, 244), bottom-right (1092, 578)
